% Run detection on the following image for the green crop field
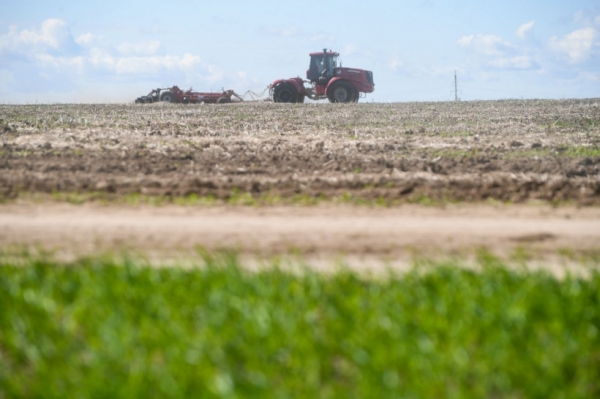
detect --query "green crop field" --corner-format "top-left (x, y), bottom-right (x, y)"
top-left (1, 253), bottom-right (599, 398)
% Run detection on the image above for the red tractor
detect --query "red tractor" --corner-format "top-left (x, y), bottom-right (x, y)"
top-left (270, 49), bottom-right (374, 103)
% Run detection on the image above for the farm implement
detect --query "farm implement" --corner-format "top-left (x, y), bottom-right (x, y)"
top-left (135, 48), bottom-right (374, 104)
top-left (135, 86), bottom-right (243, 104)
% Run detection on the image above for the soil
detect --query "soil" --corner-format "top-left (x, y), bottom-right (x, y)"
top-left (1, 100), bottom-right (599, 204)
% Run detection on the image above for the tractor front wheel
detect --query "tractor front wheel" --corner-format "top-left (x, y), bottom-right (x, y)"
top-left (160, 92), bottom-right (174, 102)
top-left (327, 82), bottom-right (355, 103)
top-left (273, 83), bottom-right (298, 103)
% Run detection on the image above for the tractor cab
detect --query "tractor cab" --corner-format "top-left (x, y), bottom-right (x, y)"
top-left (307, 49), bottom-right (339, 84)
top-left (271, 48), bottom-right (373, 103)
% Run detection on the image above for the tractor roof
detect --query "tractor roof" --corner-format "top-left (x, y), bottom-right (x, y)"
top-left (309, 50), bottom-right (339, 57)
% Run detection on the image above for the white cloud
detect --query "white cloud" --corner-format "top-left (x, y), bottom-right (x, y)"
top-left (343, 44), bottom-right (358, 56)
top-left (205, 65), bottom-right (224, 84)
top-left (453, 12), bottom-right (600, 89)
top-left (548, 27), bottom-right (597, 63)
top-left (457, 34), bottom-right (514, 56)
top-left (262, 26), bottom-right (299, 37)
top-left (574, 10), bottom-right (600, 27)
top-left (114, 57), bottom-right (159, 74)
top-left (310, 33), bottom-right (336, 43)
top-left (479, 71), bottom-right (499, 81)
top-left (457, 30), bottom-right (539, 71)
top-left (116, 41), bottom-right (161, 55)
top-left (457, 13), bottom-right (600, 80)
top-left (85, 48), bottom-right (201, 75)
top-left (35, 54), bottom-right (86, 74)
top-left (579, 71), bottom-right (600, 82)
top-left (114, 54), bottom-right (200, 74)
top-left (387, 57), bottom-right (404, 72)
top-left (386, 57), bottom-right (457, 80)
top-left (0, 19), bottom-right (221, 103)
top-left (89, 47), bottom-right (115, 69)
top-left (75, 33), bottom-right (98, 46)
top-left (490, 55), bottom-right (534, 69)
top-left (0, 19), bottom-right (80, 56)
top-left (0, 19), bottom-right (202, 77)
top-left (428, 65), bottom-right (459, 78)
top-left (38, 19), bottom-right (72, 49)
top-left (516, 21), bottom-right (535, 39)
top-left (339, 44), bottom-right (373, 60)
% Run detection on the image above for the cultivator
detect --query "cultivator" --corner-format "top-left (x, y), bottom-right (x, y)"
top-left (135, 86), bottom-right (245, 104)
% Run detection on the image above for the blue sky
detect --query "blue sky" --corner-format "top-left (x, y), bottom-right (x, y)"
top-left (1, 0), bottom-right (599, 103)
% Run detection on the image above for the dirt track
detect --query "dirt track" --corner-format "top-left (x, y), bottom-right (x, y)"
top-left (2, 203), bottom-right (599, 269)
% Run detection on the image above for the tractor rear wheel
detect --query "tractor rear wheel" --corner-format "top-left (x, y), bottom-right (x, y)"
top-left (327, 82), bottom-right (355, 103)
top-left (217, 97), bottom-right (231, 104)
top-left (160, 92), bottom-right (174, 102)
top-left (273, 83), bottom-right (298, 103)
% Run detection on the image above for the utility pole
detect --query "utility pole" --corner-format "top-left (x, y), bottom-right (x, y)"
top-left (454, 70), bottom-right (458, 101)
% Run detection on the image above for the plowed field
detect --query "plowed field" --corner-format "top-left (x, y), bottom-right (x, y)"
top-left (1, 99), bottom-right (599, 204)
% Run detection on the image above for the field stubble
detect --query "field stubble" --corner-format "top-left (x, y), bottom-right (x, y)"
top-left (1, 99), bottom-right (599, 204)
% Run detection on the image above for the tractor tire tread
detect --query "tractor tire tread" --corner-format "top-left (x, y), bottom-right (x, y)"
top-left (273, 83), bottom-right (298, 103)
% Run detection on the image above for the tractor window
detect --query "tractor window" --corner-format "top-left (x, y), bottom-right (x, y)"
top-left (308, 55), bottom-right (324, 82)
top-left (316, 56), bottom-right (325, 74)
top-left (324, 55), bottom-right (337, 77)
top-left (330, 55), bottom-right (338, 69)
top-left (308, 53), bottom-right (338, 81)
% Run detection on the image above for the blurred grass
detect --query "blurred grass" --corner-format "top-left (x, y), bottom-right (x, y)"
top-left (19, 191), bottom-right (404, 207)
top-left (1, 253), bottom-right (599, 398)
